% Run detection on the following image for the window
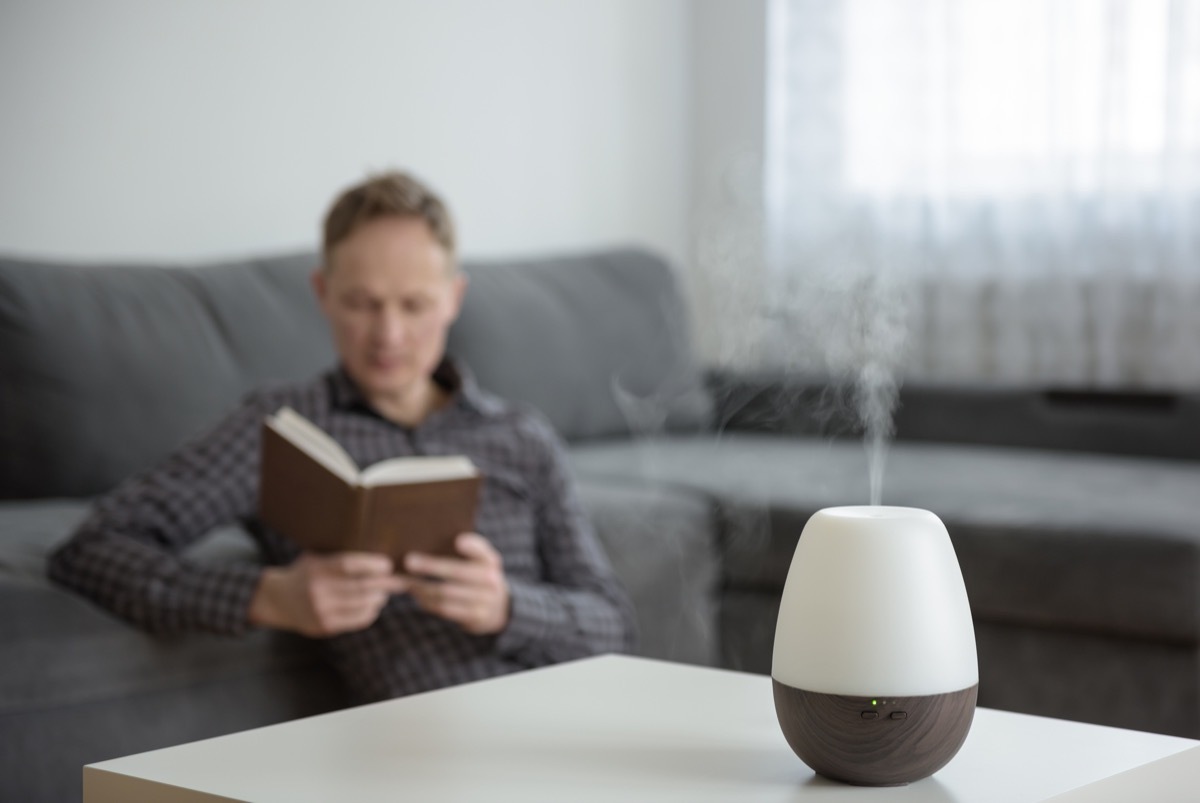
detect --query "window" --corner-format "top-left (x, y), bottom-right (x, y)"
top-left (827, 0), bottom-right (1200, 197)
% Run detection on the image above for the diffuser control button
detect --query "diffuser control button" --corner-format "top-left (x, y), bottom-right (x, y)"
top-left (890, 711), bottom-right (908, 720)
top-left (860, 711), bottom-right (879, 720)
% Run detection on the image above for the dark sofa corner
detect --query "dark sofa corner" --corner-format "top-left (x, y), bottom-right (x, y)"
top-left (696, 367), bottom-right (1200, 736)
top-left (4, 247), bottom-right (1200, 802)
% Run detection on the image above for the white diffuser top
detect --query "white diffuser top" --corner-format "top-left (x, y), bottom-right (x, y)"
top-left (772, 506), bottom-right (978, 696)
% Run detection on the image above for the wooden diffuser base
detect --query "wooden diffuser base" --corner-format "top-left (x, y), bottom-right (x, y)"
top-left (773, 680), bottom-right (978, 786)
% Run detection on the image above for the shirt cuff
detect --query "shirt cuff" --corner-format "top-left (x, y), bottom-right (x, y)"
top-left (494, 578), bottom-right (558, 658)
top-left (169, 561), bottom-right (265, 636)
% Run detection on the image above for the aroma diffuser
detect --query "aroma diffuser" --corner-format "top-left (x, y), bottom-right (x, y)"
top-left (772, 506), bottom-right (978, 786)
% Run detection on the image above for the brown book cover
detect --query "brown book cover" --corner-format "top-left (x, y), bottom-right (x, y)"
top-left (258, 409), bottom-right (482, 563)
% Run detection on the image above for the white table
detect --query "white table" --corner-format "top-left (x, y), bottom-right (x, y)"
top-left (84, 655), bottom-right (1197, 802)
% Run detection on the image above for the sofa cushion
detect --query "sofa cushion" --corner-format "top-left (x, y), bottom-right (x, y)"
top-left (449, 249), bottom-right (712, 443)
top-left (0, 500), bottom-right (347, 803)
top-left (570, 434), bottom-right (1200, 643)
top-left (575, 478), bottom-right (720, 667)
top-left (0, 254), bottom-right (336, 499)
top-left (3, 481), bottom-right (722, 707)
top-left (0, 500), bottom-right (338, 715)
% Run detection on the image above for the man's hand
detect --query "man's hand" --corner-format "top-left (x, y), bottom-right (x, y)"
top-left (249, 552), bottom-right (406, 638)
top-left (402, 533), bottom-right (511, 635)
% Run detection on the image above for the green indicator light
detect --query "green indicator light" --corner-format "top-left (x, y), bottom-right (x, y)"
top-left (871, 699), bottom-right (878, 706)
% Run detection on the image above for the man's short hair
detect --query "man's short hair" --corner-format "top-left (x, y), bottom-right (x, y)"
top-left (322, 171), bottom-right (457, 266)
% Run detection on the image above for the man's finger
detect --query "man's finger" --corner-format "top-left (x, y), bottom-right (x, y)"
top-left (406, 578), bottom-right (481, 607)
top-left (453, 533), bottom-right (501, 565)
top-left (328, 591), bottom-right (390, 617)
top-left (314, 552), bottom-right (393, 576)
top-left (428, 599), bottom-right (473, 623)
top-left (406, 588), bottom-right (474, 625)
top-left (309, 552), bottom-right (388, 576)
top-left (325, 573), bottom-right (408, 600)
top-left (327, 552), bottom-right (395, 577)
top-left (404, 552), bottom-right (487, 584)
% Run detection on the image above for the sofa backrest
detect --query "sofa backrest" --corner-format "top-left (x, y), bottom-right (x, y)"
top-left (0, 253), bottom-right (335, 499)
top-left (0, 247), bottom-right (710, 500)
top-left (711, 370), bottom-right (1200, 461)
top-left (449, 249), bottom-right (711, 443)
top-left (893, 384), bottom-right (1200, 460)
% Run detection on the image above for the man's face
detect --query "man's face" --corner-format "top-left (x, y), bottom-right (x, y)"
top-left (314, 216), bottom-right (465, 404)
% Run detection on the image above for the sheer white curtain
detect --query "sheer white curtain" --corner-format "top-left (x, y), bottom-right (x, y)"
top-left (764, 0), bottom-right (1200, 387)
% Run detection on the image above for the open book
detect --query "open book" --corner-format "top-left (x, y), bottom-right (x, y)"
top-left (258, 407), bottom-right (482, 562)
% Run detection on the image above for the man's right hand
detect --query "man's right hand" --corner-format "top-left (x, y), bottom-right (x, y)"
top-left (248, 552), bottom-right (407, 637)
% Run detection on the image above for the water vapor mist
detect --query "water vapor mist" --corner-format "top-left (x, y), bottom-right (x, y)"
top-left (698, 186), bottom-right (915, 505)
top-left (772, 264), bottom-right (912, 505)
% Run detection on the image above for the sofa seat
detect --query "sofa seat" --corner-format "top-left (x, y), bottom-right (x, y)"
top-left (1, 483), bottom-right (721, 694)
top-left (570, 434), bottom-right (1200, 646)
top-left (574, 479), bottom-right (720, 667)
top-left (0, 500), bottom-right (349, 802)
top-left (1, 500), bottom-right (343, 710)
top-left (0, 480), bottom-right (721, 801)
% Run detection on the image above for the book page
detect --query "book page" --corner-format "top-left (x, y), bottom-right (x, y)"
top-left (268, 407), bottom-right (360, 485)
top-left (360, 455), bottom-right (479, 487)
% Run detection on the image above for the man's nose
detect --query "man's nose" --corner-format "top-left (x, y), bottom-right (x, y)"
top-left (373, 309), bottom-right (410, 345)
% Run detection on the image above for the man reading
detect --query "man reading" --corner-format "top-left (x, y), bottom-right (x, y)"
top-left (48, 171), bottom-right (636, 702)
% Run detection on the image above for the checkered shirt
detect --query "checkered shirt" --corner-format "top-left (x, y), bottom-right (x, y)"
top-left (48, 358), bottom-right (637, 703)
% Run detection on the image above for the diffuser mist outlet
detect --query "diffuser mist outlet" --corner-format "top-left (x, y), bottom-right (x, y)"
top-left (772, 506), bottom-right (978, 786)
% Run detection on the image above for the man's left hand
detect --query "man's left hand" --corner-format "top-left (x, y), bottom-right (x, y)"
top-left (400, 533), bottom-right (511, 635)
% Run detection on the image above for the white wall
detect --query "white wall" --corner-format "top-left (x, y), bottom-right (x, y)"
top-left (687, 0), bottom-right (769, 361)
top-left (0, 0), bottom-right (689, 264)
top-left (690, 0), bottom-right (767, 219)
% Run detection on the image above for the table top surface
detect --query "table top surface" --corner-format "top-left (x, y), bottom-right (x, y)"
top-left (85, 655), bottom-right (1198, 803)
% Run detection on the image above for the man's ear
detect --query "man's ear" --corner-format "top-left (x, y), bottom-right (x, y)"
top-left (448, 272), bottom-right (469, 322)
top-left (311, 267), bottom-right (328, 307)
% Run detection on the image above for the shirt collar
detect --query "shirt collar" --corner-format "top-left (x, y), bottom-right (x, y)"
top-left (327, 355), bottom-right (492, 418)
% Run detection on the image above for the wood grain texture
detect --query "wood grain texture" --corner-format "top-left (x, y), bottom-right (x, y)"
top-left (773, 680), bottom-right (978, 786)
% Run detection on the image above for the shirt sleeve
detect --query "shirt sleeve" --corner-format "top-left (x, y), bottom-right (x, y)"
top-left (46, 396), bottom-right (270, 635)
top-left (494, 418), bottom-right (638, 663)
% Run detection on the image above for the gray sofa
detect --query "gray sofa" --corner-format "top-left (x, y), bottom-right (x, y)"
top-left (3, 248), bottom-right (1200, 802)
